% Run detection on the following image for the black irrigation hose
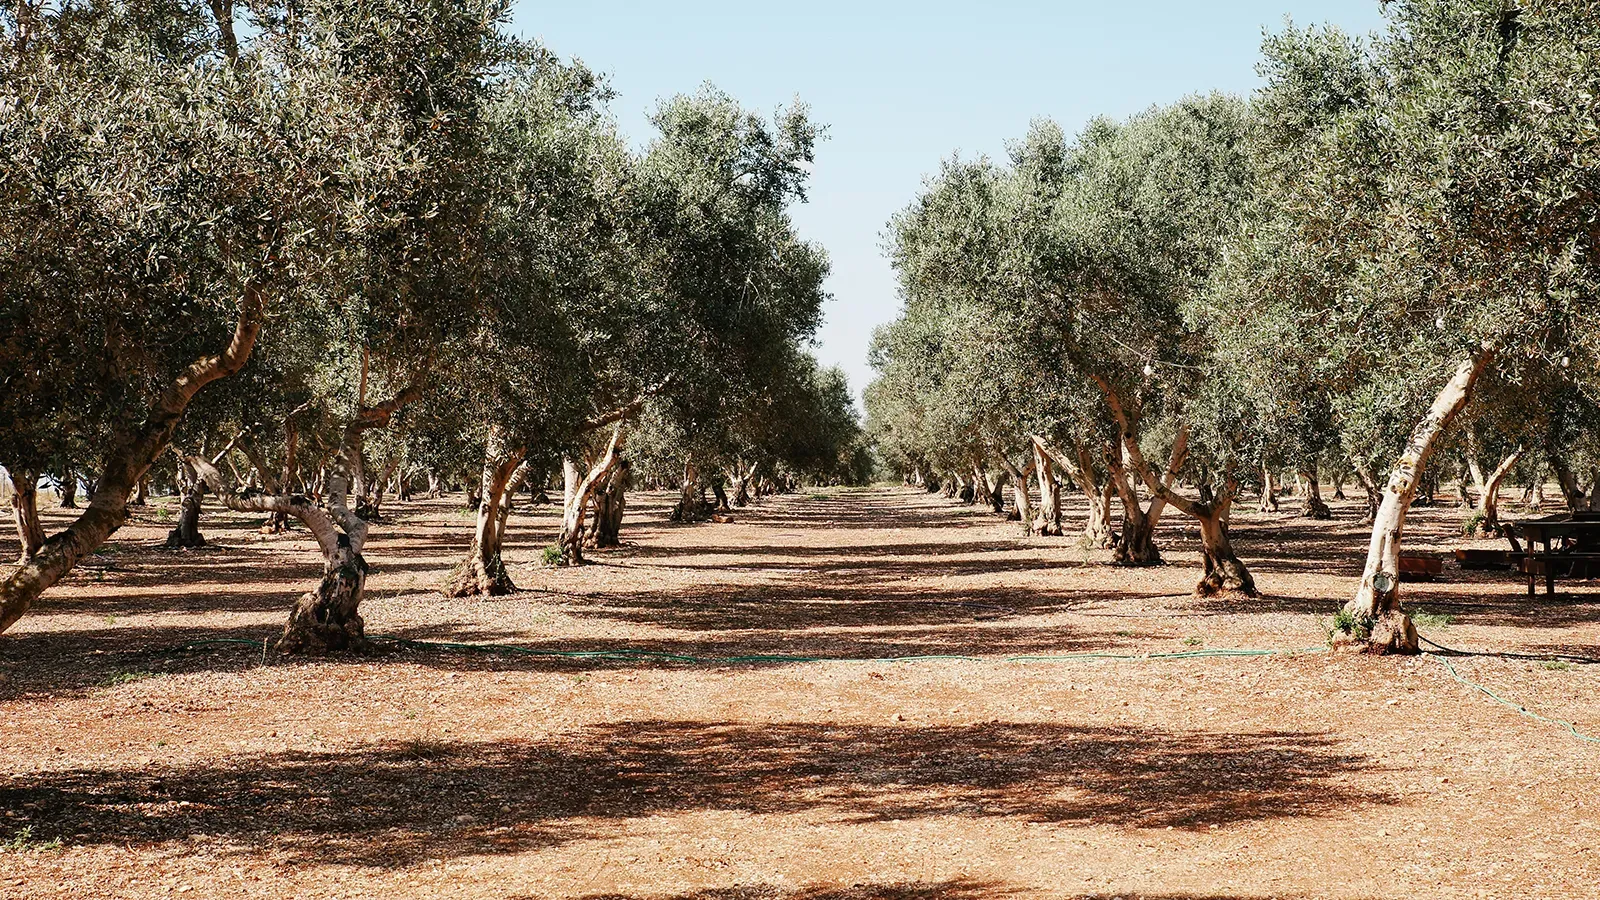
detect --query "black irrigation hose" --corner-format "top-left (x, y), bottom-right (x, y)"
top-left (1418, 634), bottom-right (1600, 665)
top-left (151, 635), bottom-right (1324, 666)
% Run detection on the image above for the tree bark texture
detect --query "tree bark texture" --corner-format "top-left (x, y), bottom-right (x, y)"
top-left (560, 426), bottom-right (624, 564)
top-left (1481, 448), bottom-right (1522, 536)
top-left (1345, 347), bottom-right (1495, 654)
top-left (164, 459), bottom-right (207, 549)
top-left (9, 470), bottom-right (44, 564)
top-left (1299, 466), bottom-right (1332, 519)
top-left (1029, 437), bottom-right (1064, 536)
top-left (447, 429), bottom-right (524, 598)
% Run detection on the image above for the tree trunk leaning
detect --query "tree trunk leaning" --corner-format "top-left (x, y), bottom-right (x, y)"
top-left (1344, 347), bottom-right (1494, 654)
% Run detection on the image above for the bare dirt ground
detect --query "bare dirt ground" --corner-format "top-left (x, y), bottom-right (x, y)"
top-left (2, 485), bottom-right (1598, 899)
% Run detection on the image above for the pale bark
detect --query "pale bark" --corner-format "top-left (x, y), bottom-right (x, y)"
top-left (1092, 381), bottom-right (1183, 568)
top-left (560, 426), bottom-right (625, 564)
top-left (1193, 486), bottom-right (1256, 597)
top-left (1069, 442), bottom-right (1117, 549)
top-left (196, 456), bottom-right (368, 653)
top-left (671, 457), bottom-right (710, 522)
top-left (996, 454), bottom-right (1033, 533)
top-left (1299, 466), bottom-right (1332, 519)
top-left (447, 427), bottom-right (524, 597)
top-left (1481, 447), bottom-right (1522, 536)
top-left (970, 460), bottom-right (994, 511)
top-left (1258, 465), bottom-right (1280, 513)
top-left (0, 285), bottom-right (265, 636)
top-left (1028, 437), bottom-right (1064, 536)
top-left (729, 461), bottom-right (758, 507)
top-left (986, 468), bottom-right (1009, 516)
top-left (1345, 347), bottom-right (1495, 654)
top-left (1466, 439), bottom-right (1487, 509)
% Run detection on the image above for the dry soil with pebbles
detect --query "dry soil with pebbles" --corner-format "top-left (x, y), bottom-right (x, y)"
top-left (1, 485), bottom-right (1598, 899)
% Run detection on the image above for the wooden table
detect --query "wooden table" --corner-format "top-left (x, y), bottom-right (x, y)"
top-left (1516, 514), bottom-right (1600, 596)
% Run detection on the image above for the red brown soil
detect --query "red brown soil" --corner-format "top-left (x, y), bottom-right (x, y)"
top-left (2, 486), bottom-right (1598, 899)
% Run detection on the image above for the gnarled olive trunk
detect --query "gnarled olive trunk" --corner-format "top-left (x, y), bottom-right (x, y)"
top-left (1258, 465), bottom-right (1279, 513)
top-left (1549, 452), bottom-right (1590, 513)
top-left (588, 458), bottom-right (629, 549)
top-left (1345, 348), bottom-right (1493, 654)
top-left (57, 473), bottom-right (78, 509)
top-left (1113, 504), bottom-right (1161, 565)
top-left (447, 432), bottom-right (523, 598)
top-left (1481, 448), bottom-right (1522, 536)
top-left (970, 461), bottom-right (994, 511)
top-left (1299, 467), bottom-right (1332, 519)
top-left (996, 454), bottom-right (1033, 532)
top-left (987, 469), bottom-right (1009, 516)
top-left (560, 426), bottom-right (624, 564)
top-left (1072, 443), bottom-right (1117, 549)
top-left (1351, 460), bottom-right (1381, 524)
top-left (1030, 439), bottom-right (1063, 536)
top-left (1195, 497), bottom-right (1256, 598)
top-left (9, 469), bottom-right (44, 564)
top-left (670, 457), bottom-right (711, 522)
top-left (164, 470), bottom-right (207, 549)
top-left (729, 462), bottom-right (757, 507)
top-left (1106, 441), bottom-right (1167, 567)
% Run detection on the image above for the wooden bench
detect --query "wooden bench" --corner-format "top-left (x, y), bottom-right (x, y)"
top-left (1398, 554), bottom-right (1443, 581)
top-left (1520, 553), bottom-right (1600, 596)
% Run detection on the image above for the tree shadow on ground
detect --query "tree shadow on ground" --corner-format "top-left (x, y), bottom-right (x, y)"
top-left (0, 613), bottom-right (1134, 702)
top-left (0, 720), bottom-right (1390, 868)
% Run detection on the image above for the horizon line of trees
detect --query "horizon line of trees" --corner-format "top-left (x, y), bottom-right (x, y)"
top-left (866, 0), bottom-right (1600, 653)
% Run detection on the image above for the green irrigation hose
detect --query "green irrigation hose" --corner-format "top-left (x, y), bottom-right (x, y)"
top-left (1423, 650), bottom-right (1600, 745)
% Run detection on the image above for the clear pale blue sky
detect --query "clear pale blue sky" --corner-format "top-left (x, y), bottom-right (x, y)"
top-left (511, 2), bottom-right (1389, 403)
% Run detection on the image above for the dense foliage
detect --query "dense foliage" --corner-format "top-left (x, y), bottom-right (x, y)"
top-left (0, 0), bottom-right (863, 644)
top-left (867, 0), bottom-right (1600, 651)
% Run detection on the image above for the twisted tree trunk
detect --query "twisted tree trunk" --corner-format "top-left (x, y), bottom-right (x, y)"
top-left (164, 458), bottom-right (207, 550)
top-left (9, 469), bottom-right (44, 564)
top-left (1258, 465), bottom-right (1279, 513)
top-left (1345, 347), bottom-right (1494, 654)
top-left (996, 453), bottom-right (1033, 533)
top-left (987, 469), bottom-right (1009, 516)
top-left (1029, 437), bottom-right (1063, 536)
top-left (1299, 466), bottom-right (1332, 519)
top-left (1351, 460), bottom-right (1381, 524)
top-left (1482, 447), bottom-right (1523, 536)
top-left (588, 458), bottom-right (629, 549)
top-left (560, 426), bottom-right (624, 564)
top-left (447, 427), bottom-right (524, 598)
